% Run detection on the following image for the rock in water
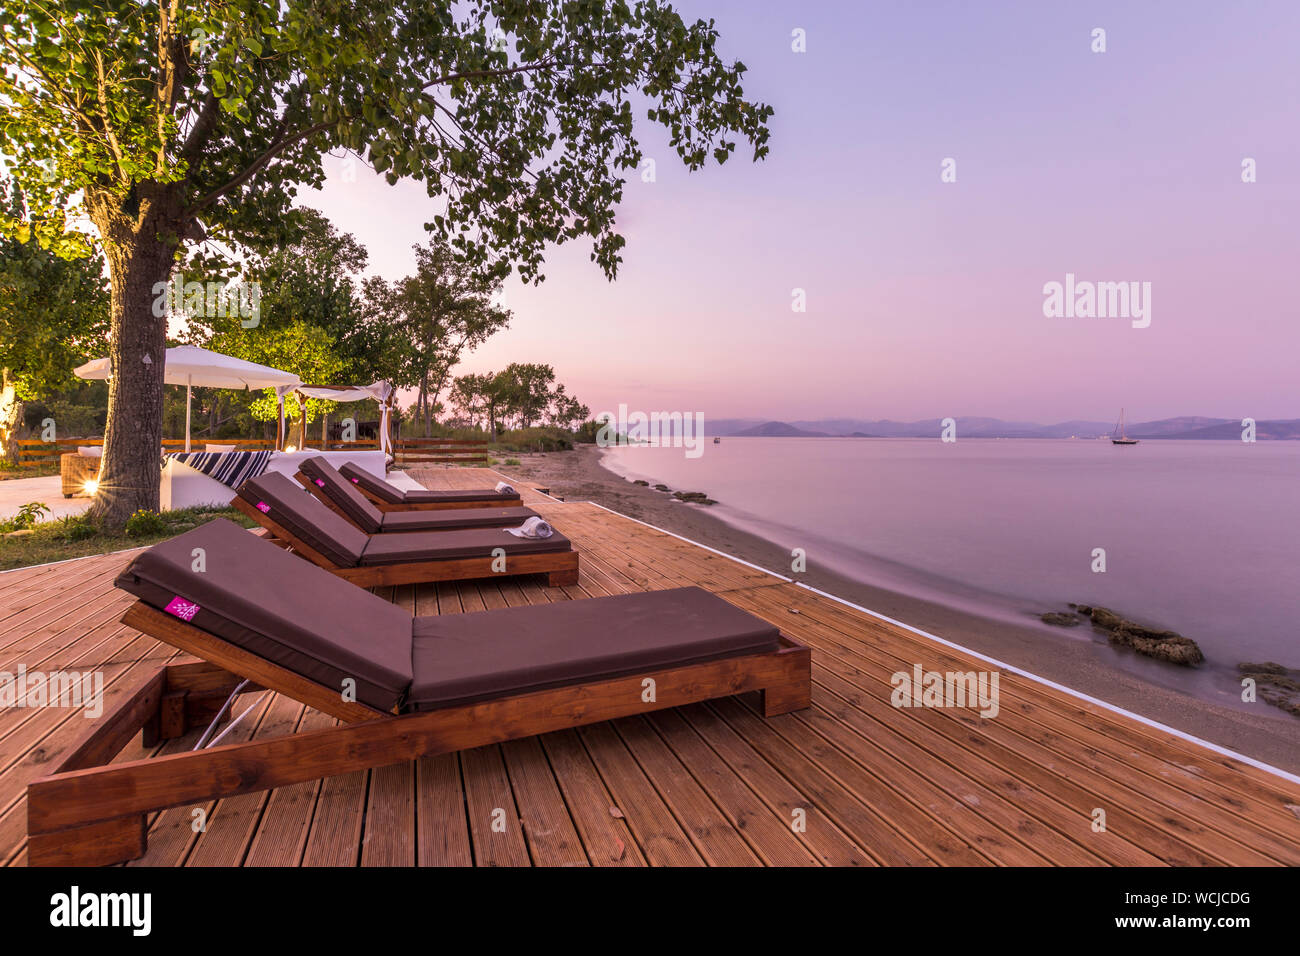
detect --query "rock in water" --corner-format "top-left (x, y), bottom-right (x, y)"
top-left (672, 491), bottom-right (716, 505)
top-left (1041, 612), bottom-right (1082, 627)
top-left (1083, 606), bottom-right (1205, 666)
top-left (1238, 662), bottom-right (1300, 718)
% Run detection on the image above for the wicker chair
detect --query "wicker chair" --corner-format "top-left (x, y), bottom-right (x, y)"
top-left (60, 453), bottom-right (101, 498)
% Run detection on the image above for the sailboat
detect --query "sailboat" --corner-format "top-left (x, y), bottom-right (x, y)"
top-left (1111, 408), bottom-right (1139, 445)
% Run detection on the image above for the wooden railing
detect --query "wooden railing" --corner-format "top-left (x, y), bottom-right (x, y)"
top-left (290, 440), bottom-right (386, 452)
top-left (14, 438), bottom-right (276, 465)
top-left (13, 436), bottom-right (489, 468)
top-left (394, 437), bottom-right (490, 467)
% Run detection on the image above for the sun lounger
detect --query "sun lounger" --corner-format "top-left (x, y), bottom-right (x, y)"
top-left (338, 461), bottom-right (522, 511)
top-left (232, 471), bottom-right (579, 587)
top-left (25, 519), bottom-right (810, 865)
top-left (295, 456), bottom-right (541, 533)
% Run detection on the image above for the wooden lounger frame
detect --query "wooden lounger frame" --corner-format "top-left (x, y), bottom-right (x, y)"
top-left (26, 600), bottom-right (812, 866)
top-left (230, 495), bottom-right (580, 587)
top-left (351, 480), bottom-right (523, 512)
top-left (294, 472), bottom-right (531, 533)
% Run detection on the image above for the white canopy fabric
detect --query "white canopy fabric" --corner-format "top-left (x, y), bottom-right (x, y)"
top-left (74, 345), bottom-right (301, 452)
top-left (293, 381), bottom-right (395, 457)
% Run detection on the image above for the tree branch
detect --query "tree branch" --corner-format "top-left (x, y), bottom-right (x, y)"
top-left (187, 118), bottom-right (337, 214)
top-left (421, 58), bottom-right (562, 90)
top-left (92, 51), bottom-right (129, 181)
top-left (155, 0), bottom-right (185, 174)
top-left (179, 90), bottom-right (221, 164)
top-left (189, 56), bottom-right (563, 218)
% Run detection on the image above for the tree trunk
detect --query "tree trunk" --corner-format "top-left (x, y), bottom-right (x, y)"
top-left (89, 233), bottom-right (176, 525)
top-left (421, 372), bottom-right (433, 437)
top-left (75, 178), bottom-right (201, 526)
top-left (0, 369), bottom-right (22, 465)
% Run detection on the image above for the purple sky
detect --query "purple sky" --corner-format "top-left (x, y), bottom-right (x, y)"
top-left (307, 0), bottom-right (1300, 423)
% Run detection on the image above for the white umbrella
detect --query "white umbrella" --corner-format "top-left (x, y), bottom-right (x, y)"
top-left (74, 345), bottom-right (301, 452)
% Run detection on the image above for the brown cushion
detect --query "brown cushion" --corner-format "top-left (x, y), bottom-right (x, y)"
top-left (407, 586), bottom-right (781, 710)
top-left (114, 519), bottom-right (414, 712)
top-left (402, 488), bottom-right (519, 504)
top-left (338, 462), bottom-right (408, 503)
top-left (337, 462), bottom-right (517, 504)
top-left (379, 506), bottom-right (541, 532)
top-left (237, 471), bottom-right (368, 568)
top-left (300, 456), bottom-right (384, 534)
top-left (359, 527), bottom-right (572, 566)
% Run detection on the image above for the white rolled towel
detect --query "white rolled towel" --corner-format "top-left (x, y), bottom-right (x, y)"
top-left (505, 516), bottom-right (553, 538)
top-left (495, 481), bottom-right (516, 495)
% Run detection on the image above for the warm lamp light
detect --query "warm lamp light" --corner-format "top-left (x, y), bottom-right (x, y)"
top-left (83, 479), bottom-right (100, 495)
top-left (284, 444), bottom-right (298, 453)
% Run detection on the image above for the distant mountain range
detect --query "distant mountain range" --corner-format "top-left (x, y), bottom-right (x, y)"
top-left (711, 417), bottom-right (1300, 440)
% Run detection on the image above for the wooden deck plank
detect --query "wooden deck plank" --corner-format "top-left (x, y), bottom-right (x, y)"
top-left (500, 736), bottom-right (589, 867)
top-left (724, 584), bottom-right (1297, 864)
top-left (186, 695), bottom-right (306, 866)
top-left (461, 745), bottom-right (531, 866)
top-left (641, 709), bottom-right (823, 866)
top-left (576, 721), bottom-right (705, 866)
top-left (539, 730), bottom-right (646, 867)
top-left (414, 754), bottom-right (473, 866)
top-left (299, 770), bottom-right (367, 866)
top-left (360, 762), bottom-right (415, 867)
top-left (1, 470), bottom-right (1297, 866)
top-left (611, 715), bottom-right (763, 866)
top-left (671, 702), bottom-right (874, 866)
top-left (244, 709), bottom-right (341, 867)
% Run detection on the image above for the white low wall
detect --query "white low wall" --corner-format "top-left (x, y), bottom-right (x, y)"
top-left (160, 450), bottom-right (389, 510)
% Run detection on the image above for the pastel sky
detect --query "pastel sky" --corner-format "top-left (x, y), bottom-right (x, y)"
top-left (305, 0), bottom-right (1300, 424)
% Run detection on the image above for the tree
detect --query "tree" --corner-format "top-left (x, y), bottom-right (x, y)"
top-left (184, 206), bottom-right (387, 434)
top-left (223, 207), bottom-right (373, 377)
top-left (0, 184), bottom-right (109, 459)
top-left (449, 371), bottom-right (510, 439)
top-left (498, 362), bottom-right (556, 429)
top-left (206, 318), bottom-right (348, 447)
top-left (1, 1), bottom-right (771, 523)
top-left (548, 384), bottom-right (590, 431)
top-left (450, 362), bottom-right (587, 436)
top-left (368, 237), bottom-right (511, 435)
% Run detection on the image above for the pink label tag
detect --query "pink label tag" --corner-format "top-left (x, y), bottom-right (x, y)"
top-left (350, 478), bottom-right (359, 483)
top-left (256, 501), bottom-right (270, 513)
top-left (315, 479), bottom-right (325, 487)
top-left (164, 596), bottom-right (201, 622)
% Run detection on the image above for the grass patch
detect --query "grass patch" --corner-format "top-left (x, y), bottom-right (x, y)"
top-left (503, 457), bottom-right (521, 466)
top-left (0, 462), bottom-right (57, 481)
top-left (0, 505), bottom-right (258, 572)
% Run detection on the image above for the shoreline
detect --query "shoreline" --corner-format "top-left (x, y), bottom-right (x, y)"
top-left (500, 444), bottom-right (1300, 775)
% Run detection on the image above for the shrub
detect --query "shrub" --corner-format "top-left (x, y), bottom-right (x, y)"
top-left (503, 457), bottom-right (521, 466)
top-left (124, 509), bottom-right (167, 538)
top-left (0, 502), bottom-right (50, 533)
top-left (495, 426), bottom-right (574, 453)
top-left (55, 514), bottom-right (99, 541)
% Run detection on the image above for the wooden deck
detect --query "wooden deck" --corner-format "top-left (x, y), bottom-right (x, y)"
top-left (1, 467), bottom-right (1298, 866)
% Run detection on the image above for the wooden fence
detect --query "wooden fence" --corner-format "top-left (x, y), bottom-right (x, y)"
top-left (14, 437), bottom-right (491, 468)
top-left (14, 438), bottom-right (277, 466)
top-left (394, 438), bottom-right (490, 467)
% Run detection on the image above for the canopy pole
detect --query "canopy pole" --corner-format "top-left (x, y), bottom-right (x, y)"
top-left (276, 395), bottom-right (284, 451)
top-left (185, 375), bottom-right (192, 453)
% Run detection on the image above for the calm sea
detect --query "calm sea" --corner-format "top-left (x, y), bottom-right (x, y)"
top-left (602, 438), bottom-right (1300, 674)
